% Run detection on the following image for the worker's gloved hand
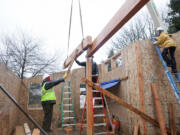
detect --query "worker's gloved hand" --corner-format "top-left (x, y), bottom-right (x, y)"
top-left (63, 72), bottom-right (68, 79)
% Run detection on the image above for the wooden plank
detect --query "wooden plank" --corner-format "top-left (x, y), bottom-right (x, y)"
top-left (104, 52), bottom-right (121, 64)
top-left (112, 60), bottom-right (116, 70)
top-left (133, 124), bottom-right (139, 135)
top-left (112, 52), bottom-right (121, 60)
top-left (63, 36), bottom-right (92, 69)
top-left (151, 83), bottom-right (167, 135)
top-left (86, 57), bottom-right (93, 135)
top-left (15, 126), bottom-right (25, 135)
top-left (135, 43), bottom-right (147, 135)
top-left (32, 128), bottom-right (40, 135)
top-left (81, 78), bottom-right (171, 134)
top-left (169, 103), bottom-right (177, 135)
top-left (87, 0), bottom-right (150, 56)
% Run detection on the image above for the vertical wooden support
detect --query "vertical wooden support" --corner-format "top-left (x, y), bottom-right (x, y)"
top-left (133, 124), bottom-right (139, 135)
top-left (151, 83), bottom-right (167, 135)
top-left (86, 57), bottom-right (93, 135)
top-left (112, 60), bottom-right (116, 70)
top-left (135, 43), bottom-right (147, 135)
top-left (169, 103), bottom-right (176, 135)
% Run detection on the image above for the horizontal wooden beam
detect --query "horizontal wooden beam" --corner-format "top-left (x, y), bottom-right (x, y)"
top-left (87, 0), bottom-right (150, 57)
top-left (81, 77), bottom-right (171, 134)
top-left (104, 52), bottom-right (121, 64)
top-left (63, 36), bottom-right (92, 69)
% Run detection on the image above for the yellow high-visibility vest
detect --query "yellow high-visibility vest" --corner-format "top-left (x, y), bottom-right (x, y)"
top-left (41, 83), bottom-right (56, 102)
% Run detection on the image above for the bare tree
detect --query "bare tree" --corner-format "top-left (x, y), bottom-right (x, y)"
top-left (0, 32), bottom-right (60, 79)
top-left (111, 13), bottom-right (156, 52)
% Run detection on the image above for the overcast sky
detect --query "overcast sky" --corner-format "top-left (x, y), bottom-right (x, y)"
top-left (0, 0), bottom-right (170, 69)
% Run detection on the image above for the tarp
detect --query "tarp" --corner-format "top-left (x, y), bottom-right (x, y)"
top-left (100, 78), bottom-right (120, 89)
top-left (81, 78), bottom-right (120, 95)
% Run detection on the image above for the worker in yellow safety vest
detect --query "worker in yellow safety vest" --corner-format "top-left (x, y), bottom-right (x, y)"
top-left (153, 27), bottom-right (178, 73)
top-left (41, 72), bottom-right (68, 133)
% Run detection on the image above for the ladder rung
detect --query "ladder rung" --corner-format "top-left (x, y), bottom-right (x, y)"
top-left (64, 104), bottom-right (72, 106)
top-left (94, 123), bottom-right (106, 127)
top-left (63, 110), bottom-right (73, 113)
top-left (63, 117), bottom-right (74, 120)
top-left (64, 98), bottom-right (71, 100)
top-left (64, 86), bottom-right (71, 89)
top-left (95, 132), bottom-right (108, 135)
top-left (64, 92), bottom-right (72, 94)
top-left (93, 90), bottom-right (100, 92)
top-left (62, 123), bottom-right (76, 127)
top-left (94, 114), bottom-right (105, 117)
top-left (93, 105), bottom-right (103, 108)
top-left (93, 97), bottom-right (102, 100)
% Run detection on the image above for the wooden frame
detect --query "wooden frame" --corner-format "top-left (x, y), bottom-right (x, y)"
top-left (63, 36), bottom-right (92, 69)
top-left (63, 1), bottom-right (151, 134)
top-left (81, 78), bottom-right (171, 134)
top-left (135, 43), bottom-right (147, 134)
top-left (86, 57), bottom-right (93, 135)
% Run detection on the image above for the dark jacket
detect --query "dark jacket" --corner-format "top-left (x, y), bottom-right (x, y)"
top-left (75, 59), bottom-right (98, 76)
top-left (41, 78), bottom-right (64, 104)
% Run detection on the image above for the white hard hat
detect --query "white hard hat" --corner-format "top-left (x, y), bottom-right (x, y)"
top-left (43, 73), bottom-right (50, 80)
top-left (157, 27), bottom-right (164, 31)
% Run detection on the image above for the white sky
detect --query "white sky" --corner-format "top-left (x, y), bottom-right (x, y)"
top-left (0, 0), bottom-right (169, 69)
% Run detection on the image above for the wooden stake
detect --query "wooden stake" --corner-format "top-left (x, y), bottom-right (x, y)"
top-left (169, 103), bottom-right (176, 135)
top-left (133, 124), bottom-right (139, 135)
top-left (86, 57), bottom-right (93, 135)
top-left (135, 43), bottom-right (147, 135)
top-left (151, 83), bottom-right (167, 135)
top-left (81, 78), bottom-right (171, 134)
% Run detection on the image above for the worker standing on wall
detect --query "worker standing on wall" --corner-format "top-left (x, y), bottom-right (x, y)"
top-left (41, 72), bottom-right (68, 133)
top-left (153, 27), bottom-right (178, 73)
top-left (75, 56), bottom-right (99, 83)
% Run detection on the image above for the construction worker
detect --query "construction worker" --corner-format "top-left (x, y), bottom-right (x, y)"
top-left (41, 72), bottom-right (68, 133)
top-left (75, 56), bottom-right (99, 83)
top-left (153, 27), bottom-right (178, 73)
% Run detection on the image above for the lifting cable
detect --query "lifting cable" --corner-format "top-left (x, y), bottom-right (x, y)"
top-left (78, 0), bottom-right (84, 39)
top-left (66, 0), bottom-right (84, 58)
top-left (67, 0), bottom-right (73, 58)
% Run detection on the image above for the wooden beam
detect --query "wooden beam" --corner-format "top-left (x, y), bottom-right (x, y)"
top-left (87, 0), bottom-right (150, 56)
top-left (112, 52), bottom-right (121, 60)
top-left (133, 124), bottom-right (139, 135)
top-left (135, 43), bottom-right (147, 135)
top-left (86, 57), bottom-right (93, 135)
top-left (104, 52), bottom-right (121, 65)
top-left (104, 59), bottom-right (111, 65)
top-left (151, 83), bottom-right (167, 135)
top-left (169, 103), bottom-right (177, 135)
top-left (81, 78), bottom-right (171, 134)
top-left (112, 60), bottom-right (116, 70)
top-left (63, 36), bottom-right (92, 69)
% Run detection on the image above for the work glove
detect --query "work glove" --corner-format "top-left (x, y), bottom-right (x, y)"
top-left (63, 72), bottom-right (68, 79)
